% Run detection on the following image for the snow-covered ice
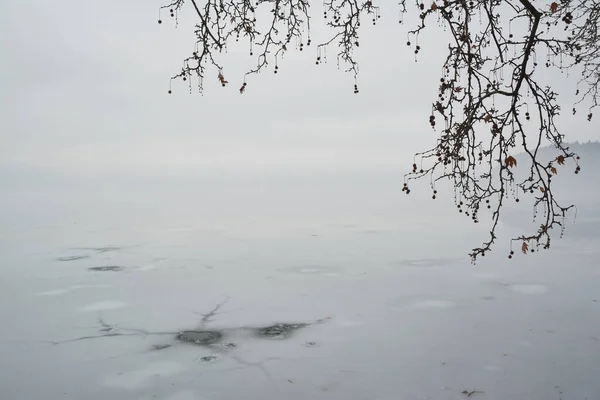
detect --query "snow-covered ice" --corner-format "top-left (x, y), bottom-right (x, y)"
top-left (78, 301), bottom-right (130, 312)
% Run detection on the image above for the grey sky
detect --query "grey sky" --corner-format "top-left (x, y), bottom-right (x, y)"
top-left (2, 0), bottom-right (597, 179)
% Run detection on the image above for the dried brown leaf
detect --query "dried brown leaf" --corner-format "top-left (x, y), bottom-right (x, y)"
top-left (218, 72), bottom-right (229, 86)
top-left (521, 241), bottom-right (529, 254)
top-left (505, 155), bottom-right (517, 168)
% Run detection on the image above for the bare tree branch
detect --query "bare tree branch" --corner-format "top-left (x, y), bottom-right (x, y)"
top-left (157, 0), bottom-right (598, 262)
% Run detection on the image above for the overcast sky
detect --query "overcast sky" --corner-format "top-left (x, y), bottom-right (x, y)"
top-left (2, 0), bottom-right (598, 179)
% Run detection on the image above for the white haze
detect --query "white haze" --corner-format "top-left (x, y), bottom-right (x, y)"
top-left (2, 0), bottom-right (600, 398)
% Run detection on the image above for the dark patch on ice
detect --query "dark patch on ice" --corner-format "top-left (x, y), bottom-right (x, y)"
top-left (359, 229), bottom-right (384, 235)
top-left (57, 255), bottom-right (90, 262)
top-left (394, 258), bottom-right (460, 267)
top-left (481, 296), bottom-right (496, 301)
top-left (151, 344), bottom-right (171, 351)
top-left (177, 330), bottom-right (223, 346)
top-left (255, 323), bottom-right (308, 339)
top-left (223, 342), bottom-right (237, 348)
top-left (71, 246), bottom-right (122, 253)
top-left (88, 266), bottom-right (125, 272)
top-left (461, 390), bottom-right (484, 397)
top-left (199, 355), bottom-right (218, 362)
top-left (304, 341), bottom-right (318, 347)
top-left (91, 246), bottom-right (122, 253)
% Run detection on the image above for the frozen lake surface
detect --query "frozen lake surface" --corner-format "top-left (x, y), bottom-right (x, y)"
top-left (1, 171), bottom-right (599, 400)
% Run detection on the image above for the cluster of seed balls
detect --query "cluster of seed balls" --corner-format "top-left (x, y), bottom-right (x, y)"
top-left (456, 199), bottom-right (481, 224)
top-left (562, 11), bottom-right (574, 24)
top-left (406, 39), bottom-right (422, 56)
top-left (429, 114), bottom-right (436, 128)
top-left (508, 243), bottom-right (550, 259)
top-left (157, 8), bottom-right (175, 24)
